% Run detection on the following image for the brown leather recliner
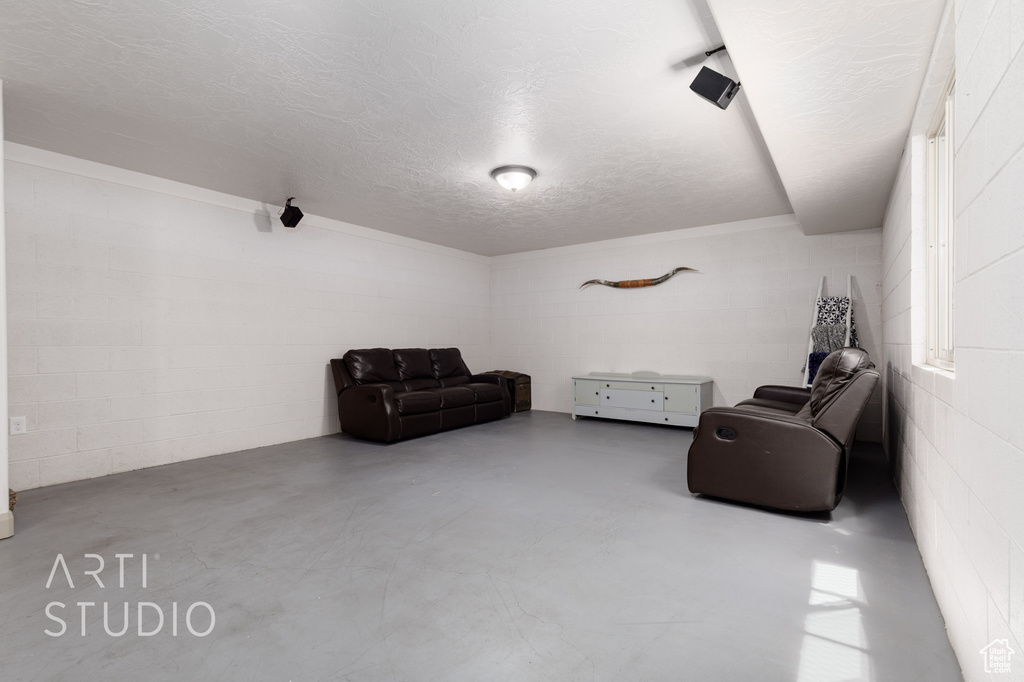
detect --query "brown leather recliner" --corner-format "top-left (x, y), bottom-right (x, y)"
top-left (686, 348), bottom-right (880, 512)
top-left (330, 348), bottom-right (510, 443)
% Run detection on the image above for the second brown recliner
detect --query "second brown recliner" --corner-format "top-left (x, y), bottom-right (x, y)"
top-left (686, 348), bottom-right (880, 512)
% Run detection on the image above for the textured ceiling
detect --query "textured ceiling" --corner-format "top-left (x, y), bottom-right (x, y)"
top-left (0, 0), bottom-right (792, 255)
top-left (0, 1), bottom-right (943, 254)
top-left (706, 0), bottom-right (945, 235)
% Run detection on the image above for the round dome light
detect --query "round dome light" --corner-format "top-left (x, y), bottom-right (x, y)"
top-left (490, 165), bottom-right (537, 192)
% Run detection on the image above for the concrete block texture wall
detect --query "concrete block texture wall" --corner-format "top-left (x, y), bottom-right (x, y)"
top-left (489, 215), bottom-right (884, 435)
top-left (6, 147), bottom-right (887, 496)
top-left (4, 148), bottom-right (490, 490)
top-left (882, 0), bottom-right (1024, 678)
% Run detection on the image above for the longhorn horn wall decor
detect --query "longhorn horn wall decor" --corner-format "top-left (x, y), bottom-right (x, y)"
top-left (579, 266), bottom-right (698, 290)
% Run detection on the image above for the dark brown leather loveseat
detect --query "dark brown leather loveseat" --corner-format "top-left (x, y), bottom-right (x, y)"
top-left (687, 348), bottom-right (880, 512)
top-left (330, 348), bottom-right (510, 443)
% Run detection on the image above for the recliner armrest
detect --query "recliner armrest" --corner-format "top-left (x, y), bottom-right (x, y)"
top-left (330, 358), bottom-right (357, 394)
top-left (697, 404), bottom-right (817, 429)
top-left (337, 383), bottom-right (400, 443)
top-left (687, 406), bottom-right (843, 512)
top-left (469, 373), bottom-right (511, 416)
top-left (752, 385), bottom-right (812, 406)
top-left (341, 383), bottom-right (395, 401)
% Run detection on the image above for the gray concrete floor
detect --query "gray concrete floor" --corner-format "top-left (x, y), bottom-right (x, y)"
top-left (1, 411), bottom-right (961, 681)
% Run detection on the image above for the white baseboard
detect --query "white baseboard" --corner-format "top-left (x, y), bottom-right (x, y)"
top-left (0, 511), bottom-right (13, 539)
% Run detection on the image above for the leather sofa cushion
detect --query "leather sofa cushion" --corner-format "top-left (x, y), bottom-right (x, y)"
top-left (466, 382), bottom-right (503, 403)
top-left (439, 375), bottom-right (469, 387)
top-left (809, 348), bottom-right (875, 416)
top-left (344, 348), bottom-right (401, 385)
top-left (430, 348), bottom-right (470, 380)
top-left (403, 378), bottom-right (442, 392)
top-left (394, 349), bottom-right (435, 381)
top-left (434, 386), bottom-right (475, 409)
top-left (393, 391), bottom-right (442, 415)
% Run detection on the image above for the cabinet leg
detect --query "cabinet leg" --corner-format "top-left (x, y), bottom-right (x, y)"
top-left (571, 413), bottom-right (577, 421)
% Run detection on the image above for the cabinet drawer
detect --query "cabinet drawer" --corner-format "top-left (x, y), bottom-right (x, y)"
top-left (599, 380), bottom-right (664, 392)
top-left (575, 405), bottom-right (698, 428)
top-left (663, 384), bottom-right (699, 414)
top-left (601, 388), bottom-right (664, 411)
top-left (574, 379), bottom-right (600, 406)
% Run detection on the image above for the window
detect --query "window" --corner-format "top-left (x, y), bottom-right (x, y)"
top-left (926, 76), bottom-right (954, 369)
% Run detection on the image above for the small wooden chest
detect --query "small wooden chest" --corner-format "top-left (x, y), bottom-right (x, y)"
top-left (485, 371), bottom-right (531, 412)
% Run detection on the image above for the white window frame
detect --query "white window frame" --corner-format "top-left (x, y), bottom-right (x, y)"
top-left (925, 75), bottom-right (955, 370)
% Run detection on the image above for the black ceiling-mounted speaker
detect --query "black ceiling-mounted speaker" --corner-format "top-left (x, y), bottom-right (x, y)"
top-left (690, 66), bottom-right (741, 109)
top-left (280, 197), bottom-right (303, 228)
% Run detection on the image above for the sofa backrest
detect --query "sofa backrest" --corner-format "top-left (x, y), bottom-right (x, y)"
top-left (342, 348), bottom-right (405, 392)
top-left (337, 347), bottom-right (474, 393)
top-left (394, 348), bottom-right (441, 391)
top-left (808, 348), bottom-right (874, 415)
top-left (805, 347), bottom-right (880, 448)
top-left (429, 348), bottom-right (471, 387)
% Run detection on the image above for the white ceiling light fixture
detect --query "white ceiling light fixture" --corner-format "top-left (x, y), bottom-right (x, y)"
top-left (490, 165), bottom-right (537, 192)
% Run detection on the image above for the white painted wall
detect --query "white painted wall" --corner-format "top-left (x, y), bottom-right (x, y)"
top-left (881, 0), bottom-right (1024, 678)
top-left (4, 145), bottom-right (490, 491)
top-left (0, 81), bottom-right (13, 538)
top-left (5, 149), bottom-right (886, 496)
top-left (490, 215), bottom-right (883, 438)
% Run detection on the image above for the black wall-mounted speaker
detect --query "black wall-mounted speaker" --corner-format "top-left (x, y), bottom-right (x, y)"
top-left (280, 198), bottom-right (303, 228)
top-left (690, 67), bottom-right (741, 110)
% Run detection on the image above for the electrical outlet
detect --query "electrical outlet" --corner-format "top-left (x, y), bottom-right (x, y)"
top-left (10, 417), bottom-right (27, 435)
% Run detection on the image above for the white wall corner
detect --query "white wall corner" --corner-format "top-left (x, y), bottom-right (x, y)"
top-left (0, 79), bottom-right (11, 538)
top-left (908, 0), bottom-right (956, 135)
top-left (0, 510), bottom-right (12, 540)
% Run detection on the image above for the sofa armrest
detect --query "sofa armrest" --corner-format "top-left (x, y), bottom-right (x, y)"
top-left (752, 385), bottom-right (812, 406)
top-left (470, 373), bottom-right (511, 416)
top-left (330, 358), bottom-right (357, 393)
top-left (687, 406), bottom-right (842, 512)
top-left (337, 384), bottom-right (400, 443)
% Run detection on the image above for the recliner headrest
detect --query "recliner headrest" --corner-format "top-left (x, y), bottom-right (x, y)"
top-left (343, 348), bottom-right (400, 385)
top-left (393, 348), bottom-right (433, 380)
top-left (809, 348), bottom-right (874, 415)
top-left (429, 348), bottom-right (470, 379)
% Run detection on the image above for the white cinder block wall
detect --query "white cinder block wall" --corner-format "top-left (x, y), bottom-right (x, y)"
top-left (4, 146), bottom-right (490, 491)
top-left (490, 216), bottom-right (883, 437)
top-left (881, 0), bottom-right (1024, 678)
top-left (5, 150), bottom-right (887, 496)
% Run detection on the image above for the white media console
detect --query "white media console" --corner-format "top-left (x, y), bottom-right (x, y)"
top-left (571, 372), bottom-right (713, 428)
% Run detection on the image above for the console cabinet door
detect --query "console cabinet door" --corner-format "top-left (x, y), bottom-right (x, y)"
top-left (663, 383), bottom-right (699, 414)
top-left (574, 379), bottom-right (600, 406)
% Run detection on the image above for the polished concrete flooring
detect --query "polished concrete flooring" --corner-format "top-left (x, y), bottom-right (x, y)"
top-left (1, 411), bottom-right (961, 681)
